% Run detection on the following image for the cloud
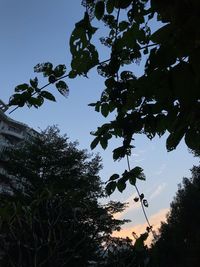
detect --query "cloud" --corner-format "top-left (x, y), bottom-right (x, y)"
top-left (113, 208), bottom-right (169, 246)
top-left (114, 182), bottom-right (167, 222)
top-left (149, 182), bottom-right (167, 200)
top-left (154, 163), bottom-right (167, 176)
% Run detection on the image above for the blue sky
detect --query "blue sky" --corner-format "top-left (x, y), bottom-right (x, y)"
top-left (0, 0), bottom-right (199, 239)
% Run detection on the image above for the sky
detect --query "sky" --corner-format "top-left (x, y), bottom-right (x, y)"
top-left (0, 0), bottom-right (199, 242)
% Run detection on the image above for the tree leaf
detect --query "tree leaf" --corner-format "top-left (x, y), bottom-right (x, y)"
top-left (134, 197), bottom-right (139, 202)
top-left (48, 75), bottom-right (56, 84)
top-left (140, 193), bottom-right (144, 200)
top-left (166, 128), bottom-right (186, 151)
top-left (109, 173), bottom-right (120, 181)
top-left (113, 146), bottom-right (127, 160)
top-left (131, 167), bottom-right (146, 180)
top-left (119, 21), bottom-right (129, 32)
top-left (101, 103), bottom-right (109, 117)
top-left (115, 0), bottom-right (132, 9)
top-left (151, 24), bottom-right (171, 43)
top-left (134, 232), bottom-right (148, 251)
top-left (106, 0), bottom-right (115, 14)
top-left (15, 84), bottom-right (29, 92)
top-left (55, 81), bottom-right (69, 97)
top-left (100, 137), bottom-right (108, 150)
top-left (54, 64), bottom-right (66, 77)
top-left (90, 137), bottom-right (99, 150)
top-left (34, 62), bottom-right (53, 77)
top-left (117, 178), bottom-right (126, 193)
top-left (143, 199), bottom-right (148, 207)
top-left (30, 77), bottom-right (38, 89)
top-left (105, 181), bottom-right (116, 196)
top-left (40, 91), bottom-right (56, 102)
top-left (129, 176), bottom-right (136, 185)
top-left (95, 1), bottom-right (105, 20)
top-left (185, 129), bottom-right (200, 151)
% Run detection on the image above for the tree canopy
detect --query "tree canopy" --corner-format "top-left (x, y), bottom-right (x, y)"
top-left (149, 165), bottom-right (200, 267)
top-left (0, 127), bottom-right (133, 266)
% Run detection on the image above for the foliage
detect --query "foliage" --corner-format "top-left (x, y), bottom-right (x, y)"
top-left (103, 236), bottom-right (149, 267)
top-left (4, 4), bottom-right (199, 258)
top-left (9, 63), bottom-right (69, 108)
top-left (3, 1), bottom-right (200, 264)
top-left (8, 0), bottom-right (200, 194)
top-left (149, 165), bottom-right (200, 267)
top-left (0, 127), bottom-right (131, 266)
top-left (106, 166), bottom-right (145, 195)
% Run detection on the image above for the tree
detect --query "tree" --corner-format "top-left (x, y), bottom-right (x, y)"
top-left (149, 165), bottom-right (200, 267)
top-left (2, 1), bottom-right (199, 263)
top-left (8, 0), bottom-right (200, 194)
top-left (0, 126), bottom-right (130, 266)
top-left (103, 236), bottom-right (149, 267)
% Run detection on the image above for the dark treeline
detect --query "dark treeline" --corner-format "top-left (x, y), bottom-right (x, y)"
top-left (0, 126), bottom-right (199, 266)
top-left (0, 127), bottom-right (148, 267)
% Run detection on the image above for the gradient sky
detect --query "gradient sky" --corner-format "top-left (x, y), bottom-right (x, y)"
top-left (0, 0), bottom-right (199, 241)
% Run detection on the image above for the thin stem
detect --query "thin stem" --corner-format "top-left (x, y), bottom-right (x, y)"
top-left (9, 106), bottom-right (18, 114)
top-left (126, 154), bottom-right (156, 239)
top-left (140, 43), bottom-right (157, 50)
top-left (115, 8), bottom-right (121, 38)
top-left (98, 43), bottom-right (157, 66)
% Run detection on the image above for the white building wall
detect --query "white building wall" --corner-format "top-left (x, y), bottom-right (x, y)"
top-left (0, 99), bottom-right (38, 193)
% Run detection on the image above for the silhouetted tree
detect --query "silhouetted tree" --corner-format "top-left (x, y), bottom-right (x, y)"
top-left (0, 126), bottom-right (129, 267)
top-left (149, 165), bottom-right (200, 267)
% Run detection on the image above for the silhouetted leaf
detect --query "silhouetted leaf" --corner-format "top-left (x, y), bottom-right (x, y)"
top-left (15, 84), bottom-right (29, 92)
top-left (54, 64), bottom-right (66, 77)
top-left (166, 128), bottom-right (186, 151)
top-left (143, 199), bottom-right (148, 207)
top-left (117, 178), bottom-right (126, 192)
top-left (95, 1), bottom-right (105, 20)
top-left (34, 62), bottom-right (53, 77)
top-left (109, 174), bottom-right (120, 181)
top-left (56, 81), bottom-right (69, 97)
top-left (134, 197), bottom-right (139, 202)
top-left (40, 91), bottom-right (56, 102)
top-left (185, 129), bottom-right (200, 151)
top-left (100, 137), bottom-right (108, 149)
top-left (101, 103), bottom-right (109, 117)
top-left (106, 0), bottom-right (114, 14)
top-left (106, 181), bottom-right (116, 195)
top-left (90, 137), bottom-right (99, 149)
top-left (134, 232), bottom-right (148, 251)
top-left (30, 77), bottom-right (38, 89)
top-left (140, 193), bottom-right (144, 200)
top-left (48, 75), bottom-right (56, 84)
top-left (115, 0), bottom-right (132, 9)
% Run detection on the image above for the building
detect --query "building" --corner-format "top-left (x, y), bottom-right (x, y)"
top-left (0, 99), bottom-right (38, 193)
top-left (0, 99), bottom-right (38, 151)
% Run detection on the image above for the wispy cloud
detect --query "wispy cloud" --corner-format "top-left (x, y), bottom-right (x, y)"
top-left (154, 163), bottom-right (167, 176)
top-left (113, 208), bottom-right (169, 245)
top-left (149, 182), bottom-right (167, 200)
top-left (129, 151), bottom-right (145, 163)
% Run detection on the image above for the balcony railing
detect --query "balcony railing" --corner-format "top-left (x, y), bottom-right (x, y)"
top-left (0, 129), bottom-right (24, 140)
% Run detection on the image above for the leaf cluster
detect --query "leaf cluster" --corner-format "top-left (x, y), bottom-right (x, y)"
top-left (9, 63), bottom-right (69, 109)
top-left (106, 166), bottom-right (145, 195)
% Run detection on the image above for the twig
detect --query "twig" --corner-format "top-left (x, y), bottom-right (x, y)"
top-left (8, 74), bottom-right (69, 114)
top-left (126, 154), bottom-right (156, 239)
